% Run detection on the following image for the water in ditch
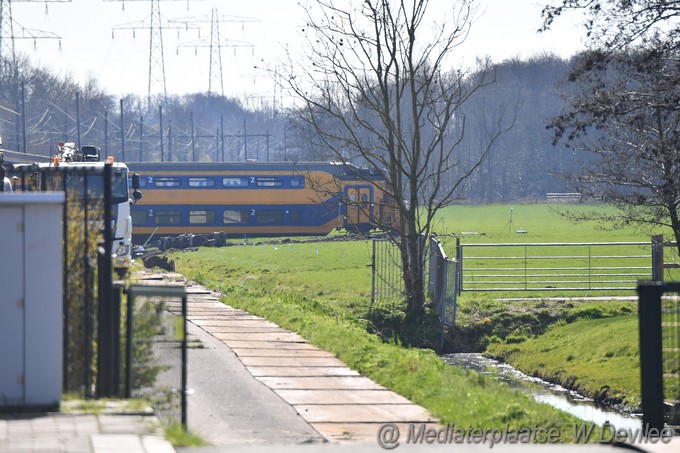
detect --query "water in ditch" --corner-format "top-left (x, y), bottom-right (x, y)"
top-left (441, 353), bottom-right (642, 430)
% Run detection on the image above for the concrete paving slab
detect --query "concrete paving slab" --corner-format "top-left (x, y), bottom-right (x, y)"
top-left (185, 288), bottom-right (213, 295)
top-left (223, 341), bottom-right (321, 350)
top-left (294, 404), bottom-right (436, 423)
top-left (231, 348), bottom-right (337, 358)
top-left (91, 433), bottom-right (145, 452)
top-left (273, 389), bottom-right (415, 405)
top-left (213, 332), bottom-right (307, 343)
top-left (248, 366), bottom-right (361, 377)
top-left (189, 313), bottom-right (265, 320)
top-left (191, 326), bottom-right (286, 335)
top-left (309, 422), bottom-right (441, 444)
top-left (142, 435), bottom-right (177, 453)
top-left (240, 356), bottom-right (348, 367)
top-left (190, 320), bottom-right (281, 328)
top-left (255, 376), bottom-right (388, 391)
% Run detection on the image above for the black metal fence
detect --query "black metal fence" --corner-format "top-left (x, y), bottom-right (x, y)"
top-left (125, 285), bottom-right (188, 428)
top-left (637, 283), bottom-right (680, 431)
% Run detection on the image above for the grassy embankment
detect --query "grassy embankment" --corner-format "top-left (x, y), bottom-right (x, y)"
top-left (432, 204), bottom-right (669, 410)
top-left (167, 204), bottom-right (670, 424)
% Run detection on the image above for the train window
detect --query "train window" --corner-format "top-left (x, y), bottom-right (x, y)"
top-left (189, 210), bottom-right (216, 224)
top-left (223, 209), bottom-right (248, 224)
top-left (154, 177), bottom-right (181, 187)
top-left (256, 209), bottom-right (283, 224)
top-left (361, 193), bottom-right (369, 208)
top-left (222, 177), bottom-right (249, 187)
top-left (131, 210), bottom-right (147, 226)
top-left (189, 177), bottom-right (215, 187)
top-left (256, 178), bottom-right (283, 187)
top-left (349, 193), bottom-right (357, 208)
top-left (290, 177), bottom-right (304, 188)
top-left (290, 209), bottom-right (301, 224)
top-left (154, 210), bottom-right (181, 225)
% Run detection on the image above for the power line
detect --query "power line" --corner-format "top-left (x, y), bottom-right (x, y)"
top-left (0, 0), bottom-right (67, 79)
top-left (106, 0), bottom-right (203, 103)
top-left (172, 8), bottom-right (257, 96)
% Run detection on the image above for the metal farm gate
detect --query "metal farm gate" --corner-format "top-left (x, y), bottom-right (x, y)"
top-left (457, 241), bottom-right (654, 292)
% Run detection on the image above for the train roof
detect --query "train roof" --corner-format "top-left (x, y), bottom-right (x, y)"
top-left (125, 161), bottom-right (386, 180)
top-left (1, 149), bottom-right (52, 166)
top-left (10, 160), bottom-right (129, 173)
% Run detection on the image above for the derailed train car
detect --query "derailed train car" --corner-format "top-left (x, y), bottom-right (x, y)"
top-left (126, 161), bottom-right (398, 242)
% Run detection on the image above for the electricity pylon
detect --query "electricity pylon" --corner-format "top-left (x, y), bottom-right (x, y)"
top-left (172, 8), bottom-right (256, 96)
top-left (0, 0), bottom-right (66, 80)
top-left (106, 0), bottom-right (202, 103)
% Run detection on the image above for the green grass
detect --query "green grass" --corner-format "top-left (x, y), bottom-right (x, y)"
top-left (163, 424), bottom-right (207, 447)
top-left (452, 296), bottom-right (637, 352)
top-left (486, 316), bottom-right (641, 408)
top-left (431, 204), bottom-right (660, 243)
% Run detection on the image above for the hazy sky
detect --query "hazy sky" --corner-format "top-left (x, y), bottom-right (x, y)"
top-left (10, 0), bottom-right (585, 106)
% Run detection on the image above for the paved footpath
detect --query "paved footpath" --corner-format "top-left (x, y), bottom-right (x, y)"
top-left (0, 401), bottom-right (174, 453)
top-left (136, 270), bottom-right (439, 446)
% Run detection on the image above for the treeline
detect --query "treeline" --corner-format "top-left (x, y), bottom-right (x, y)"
top-left (0, 52), bottom-right (578, 202)
top-left (458, 54), bottom-right (578, 202)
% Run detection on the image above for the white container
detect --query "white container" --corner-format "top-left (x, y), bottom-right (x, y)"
top-left (0, 192), bottom-right (64, 410)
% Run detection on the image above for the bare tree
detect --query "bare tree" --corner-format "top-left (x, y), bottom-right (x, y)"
top-left (543, 1), bottom-right (680, 252)
top-left (550, 47), bottom-right (680, 253)
top-left (541, 0), bottom-right (680, 52)
top-left (283, 0), bottom-right (513, 315)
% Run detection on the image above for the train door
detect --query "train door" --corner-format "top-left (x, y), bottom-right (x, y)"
top-left (344, 185), bottom-right (373, 232)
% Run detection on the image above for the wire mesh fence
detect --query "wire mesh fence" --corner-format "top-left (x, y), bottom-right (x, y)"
top-left (126, 285), bottom-right (188, 428)
top-left (371, 237), bottom-right (406, 304)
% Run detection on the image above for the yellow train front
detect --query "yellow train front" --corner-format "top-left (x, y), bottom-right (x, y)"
top-left (126, 161), bottom-right (398, 242)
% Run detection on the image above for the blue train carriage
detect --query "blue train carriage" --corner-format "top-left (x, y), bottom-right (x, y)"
top-left (125, 161), bottom-right (398, 241)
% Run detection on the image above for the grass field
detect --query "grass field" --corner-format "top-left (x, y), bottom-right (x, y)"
top-left (430, 204), bottom-right (655, 243)
top-left (165, 203), bottom-right (674, 426)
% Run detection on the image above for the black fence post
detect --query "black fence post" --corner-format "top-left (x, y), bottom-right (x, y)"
top-left (61, 172), bottom-right (69, 392)
top-left (125, 287), bottom-right (134, 399)
top-left (456, 237), bottom-right (463, 295)
top-left (96, 163), bottom-right (114, 397)
top-left (181, 292), bottom-right (188, 430)
top-left (113, 282), bottom-right (124, 397)
top-left (83, 172), bottom-right (93, 398)
top-left (637, 283), bottom-right (665, 431)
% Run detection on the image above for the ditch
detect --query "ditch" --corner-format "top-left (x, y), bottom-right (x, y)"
top-left (441, 353), bottom-right (641, 430)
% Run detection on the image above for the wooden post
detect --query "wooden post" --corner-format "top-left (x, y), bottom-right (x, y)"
top-left (651, 235), bottom-right (664, 282)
